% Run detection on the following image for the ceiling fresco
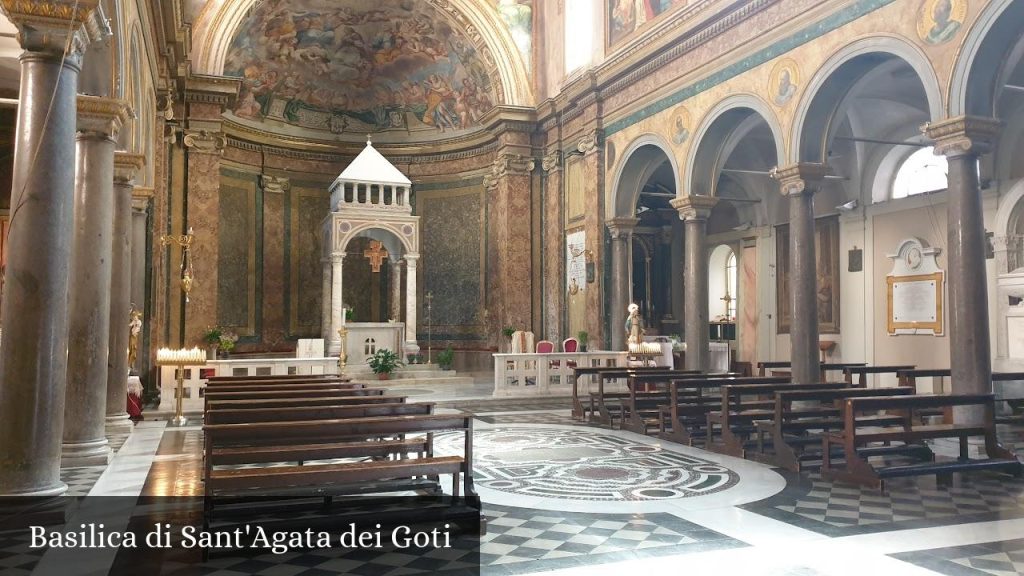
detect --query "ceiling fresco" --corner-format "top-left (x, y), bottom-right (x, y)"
top-left (224, 0), bottom-right (502, 139)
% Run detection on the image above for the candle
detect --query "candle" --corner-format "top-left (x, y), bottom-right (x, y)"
top-left (156, 347), bottom-right (207, 365)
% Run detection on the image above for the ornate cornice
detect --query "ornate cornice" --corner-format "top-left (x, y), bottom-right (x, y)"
top-left (769, 163), bottom-right (829, 197)
top-left (131, 186), bottom-right (155, 199)
top-left (542, 150), bottom-right (561, 173)
top-left (184, 73), bottom-right (241, 109)
top-left (260, 175), bottom-right (290, 194)
top-left (183, 129), bottom-right (226, 155)
top-left (924, 116), bottom-right (1002, 159)
top-left (670, 195), bottom-right (719, 220)
top-left (0, 0), bottom-right (109, 61)
top-left (76, 95), bottom-right (132, 139)
top-left (113, 152), bottom-right (146, 185)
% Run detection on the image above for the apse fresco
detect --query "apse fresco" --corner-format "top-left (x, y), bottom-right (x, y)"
top-left (608, 0), bottom-right (686, 46)
top-left (224, 0), bottom-right (497, 137)
top-left (495, 0), bottom-right (532, 67)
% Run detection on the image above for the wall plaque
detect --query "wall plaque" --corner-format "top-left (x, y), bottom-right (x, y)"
top-left (886, 238), bottom-right (944, 335)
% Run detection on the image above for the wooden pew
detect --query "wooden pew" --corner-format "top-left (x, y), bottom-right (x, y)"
top-left (203, 387), bottom-right (385, 409)
top-left (658, 376), bottom-right (789, 444)
top-left (993, 372), bottom-right (1024, 423)
top-left (706, 382), bottom-right (848, 457)
top-left (750, 387), bottom-right (915, 471)
top-left (206, 402), bottom-right (432, 425)
top-left (205, 395), bottom-right (405, 412)
top-left (203, 381), bottom-right (362, 393)
top-left (590, 367), bottom-right (684, 427)
top-left (620, 371), bottom-right (733, 435)
top-left (758, 361), bottom-right (790, 377)
top-left (893, 370), bottom-right (1024, 423)
top-left (821, 394), bottom-right (1021, 491)
top-left (843, 365), bottom-right (916, 388)
top-left (206, 374), bottom-right (343, 384)
top-left (820, 362), bottom-right (867, 382)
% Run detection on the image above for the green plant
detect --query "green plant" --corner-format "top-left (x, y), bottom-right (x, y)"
top-left (203, 327), bottom-right (223, 345)
top-left (501, 326), bottom-right (516, 339)
top-left (368, 348), bottom-right (403, 375)
top-left (577, 331), bottom-right (589, 346)
top-left (436, 346), bottom-right (454, 370)
top-left (345, 309), bottom-right (354, 322)
top-left (218, 331), bottom-right (239, 353)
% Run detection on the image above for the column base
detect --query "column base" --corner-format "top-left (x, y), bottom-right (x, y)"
top-left (60, 439), bottom-right (111, 468)
top-left (403, 341), bottom-right (420, 357)
top-left (0, 481), bottom-right (69, 498)
top-left (0, 495), bottom-right (70, 527)
top-left (105, 413), bottom-right (133, 435)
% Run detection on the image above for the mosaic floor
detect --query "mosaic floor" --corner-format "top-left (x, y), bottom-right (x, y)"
top-left (9, 401), bottom-right (1024, 575)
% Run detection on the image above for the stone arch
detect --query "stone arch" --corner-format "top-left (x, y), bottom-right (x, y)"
top-left (948, 0), bottom-right (1024, 117)
top-left (190, 0), bottom-right (532, 107)
top-left (337, 223), bottom-right (416, 257)
top-left (790, 35), bottom-right (943, 163)
top-left (685, 94), bottom-right (784, 197)
top-left (608, 134), bottom-right (679, 219)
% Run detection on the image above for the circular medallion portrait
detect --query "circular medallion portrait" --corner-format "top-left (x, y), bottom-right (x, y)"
top-left (769, 58), bottom-right (800, 107)
top-left (670, 106), bottom-right (691, 146)
top-left (917, 0), bottom-right (966, 45)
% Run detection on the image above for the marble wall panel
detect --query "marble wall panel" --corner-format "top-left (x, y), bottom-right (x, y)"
top-left (184, 150), bottom-right (220, 346)
top-left (262, 180), bottom-right (286, 346)
top-left (288, 183), bottom-right (330, 336)
top-left (216, 170), bottom-right (258, 334)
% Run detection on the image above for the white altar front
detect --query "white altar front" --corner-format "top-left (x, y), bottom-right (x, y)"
top-left (343, 322), bottom-right (405, 365)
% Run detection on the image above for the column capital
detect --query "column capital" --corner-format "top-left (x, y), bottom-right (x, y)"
top-left (77, 95), bottom-right (132, 140)
top-left (577, 128), bottom-right (603, 156)
top-left (924, 115), bottom-right (1001, 158)
top-left (1, 0), bottom-right (109, 60)
top-left (405, 254), bottom-right (420, 264)
top-left (770, 163), bottom-right (829, 197)
top-left (670, 195), bottom-right (719, 220)
top-left (260, 175), bottom-right (290, 194)
top-left (541, 150), bottom-right (561, 173)
top-left (331, 253), bottom-right (346, 264)
top-left (113, 152), bottom-right (145, 185)
top-left (131, 197), bottom-right (149, 213)
top-left (183, 129), bottom-right (226, 155)
top-left (606, 217), bottom-right (639, 239)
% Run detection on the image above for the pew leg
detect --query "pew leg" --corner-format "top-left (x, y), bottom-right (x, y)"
top-left (453, 473), bottom-right (460, 498)
top-left (959, 436), bottom-right (969, 461)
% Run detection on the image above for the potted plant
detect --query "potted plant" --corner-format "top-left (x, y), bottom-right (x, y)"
top-left (577, 331), bottom-right (589, 352)
top-left (218, 331), bottom-right (239, 358)
top-left (203, 327), bottom-right (222, 360)
top-left (437, 346), bottom-right (454, 371)
top-left (501, 326), bottom-right (515, 352)
top-left (368, 348), bottom-right (403, 380)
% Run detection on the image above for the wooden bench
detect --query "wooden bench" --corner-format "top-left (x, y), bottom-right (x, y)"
top-left (205, 394), bottom-right (405, 412)
top-left (206, 402), bottom-right (433, 425)
top-left (893, 370), bottom-right (1024, 424)
top-left (757, 361), bottom-right (790, 377)
top-left (203, 381), bottom-right (361, 393)
top-left (706, 382), bottom-right (848, 457)
top-left (843, 365), bottom-right (916, 388)
top-left (588, 367), bottom-right (675, 426)
top-left (657, 376), bottom-right (790, 444)
top-left (619, 372), bottom-right (739, 435)
top-left (207, 374), bottom-right (341, 383)
top-left (572, 365), bottom-right (669, 421)
top-left (750, 387), bottom-right (915, 471)
top-left (203, 387), bottom-right (385, 409)
top-left (820, 362), bottom-right (867, 382)
top-left (821, 394), bottom-right (1022, 491)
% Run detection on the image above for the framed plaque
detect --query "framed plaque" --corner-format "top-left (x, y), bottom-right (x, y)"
top-left (887, 272), bottom-right (943, 335)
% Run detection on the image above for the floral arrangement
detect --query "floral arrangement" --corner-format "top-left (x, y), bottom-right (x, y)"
top-left (218, 330), bottom-right (239, 353)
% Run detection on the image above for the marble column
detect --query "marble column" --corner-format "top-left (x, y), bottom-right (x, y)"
top-left (672, 196), bottom-right (719, 371)
top-left (541, 150), bottom-right (564, 341)
top-left (607, 218), bottom-right (638, 351)
top-left (62, 97), bottom-right (131, 467)
top-left (328, 254), bottom-right (344, 355)
top-left (321, 258), bottom-right (332, 339)
top-left (772, 164), bottom-right (828, 384)
top-left (926, 117), bottom-right (1001, 424)
top-left (0, 1), bottom-right (108, 496)
top-left (390, 261), bottom-right (402, 322)
top-left (405, 255), bottom-right (420, 355)
top-left (107, 153), bottom-right (145, 433)
top-left (130, 198), bottom-right (149, 318)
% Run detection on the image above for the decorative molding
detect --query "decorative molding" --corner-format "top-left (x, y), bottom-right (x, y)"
top-left (484, 153), bottom-right (536, 190)
top-left (113, 152), bottom-right (146, 184)
top-left (260, 175), bottom-right (290, 195)
top-left (0, 0), bottom-right (109, 60)
top-left (924, 116), bottom-right (1002, 159)
top-left (76, 95), bottom-right (133, 139)
top-left (542, 151), bottom-right (562, 173)
top-left (670, 195), bottom-right (719, 220)
top-left (183, 129), bottom-right (226, 155)
top-left (184, 73), bottom-right (241, 109)
top-left (131, 186), bottom-right (155, 199)
top-left (577, 129), bottom-right (602, 155)
top-left (770, 163), bottom-right (829, 197)
top-left (606, 217), bottom-right (640, 239)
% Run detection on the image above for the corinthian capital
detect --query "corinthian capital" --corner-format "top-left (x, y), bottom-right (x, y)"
top-left (183, 129), bottom-right (226, 155)
top-left (113, 152), bottom-right (146, 185)
top-left (924, 116), bottom-right (1001, 159)
top-left (77, 95), bottom-right (132, 140)
top-left (1, 0), bottom-right (110, 61)
top-left (542, 150), bottom-right (561, 173)
top-left (770, 163), bottom-right (829, 197)
top-left (670, 195), bottom-right (719, 221)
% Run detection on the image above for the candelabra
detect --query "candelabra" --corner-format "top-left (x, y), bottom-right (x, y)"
top-left (156, 347), bottom-right (206, 427)
top-left (425, 292), bottom-right (433, 364)
top-left (160, 227), bottom-right (196, 303)
top-left (337, 327), bottom-right (349, 374)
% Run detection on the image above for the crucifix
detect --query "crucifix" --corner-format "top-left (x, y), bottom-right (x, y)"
top-left (364, 240), bottom-right (389, 273)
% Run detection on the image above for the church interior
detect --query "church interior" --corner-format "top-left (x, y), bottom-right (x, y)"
top-left (5, 0), bottom-right (1024, 574)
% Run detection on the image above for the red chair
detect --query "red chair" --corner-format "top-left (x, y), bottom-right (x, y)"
top-left (536, 341), bottom-right (555, 354)
top-left (562, 338), bottom-right (580, 369)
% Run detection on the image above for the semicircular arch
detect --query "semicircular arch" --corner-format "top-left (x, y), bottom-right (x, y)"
top-left (608, 134), bottom-right (680, 219)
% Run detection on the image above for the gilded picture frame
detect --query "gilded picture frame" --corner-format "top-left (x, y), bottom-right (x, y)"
top-left (775, 215), bottom-right (840, 334)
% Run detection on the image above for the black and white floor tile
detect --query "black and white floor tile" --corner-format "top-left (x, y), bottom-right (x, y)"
top-left (891, 538), bottom-right (1024, 575)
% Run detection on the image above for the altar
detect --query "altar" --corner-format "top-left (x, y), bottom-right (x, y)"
top-left (343, 322), bottom-right (405, 365)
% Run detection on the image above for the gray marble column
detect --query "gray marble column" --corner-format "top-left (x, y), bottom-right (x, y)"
top-left (328, 254), bottom-right (344, 355)
top-left (607, 218), bottom-right (638, 351)
top-left (772, 164), bottom-right (828, 385)
top-left (927, 117), bottom-right (1001, 424)
top-left (321, 258), bottom-right (332, 339)
top-left (390, 261), bottom-right (403, 322)
top-left (130, 197), bottom-right (149, 328)
top-left (672, 196), bottom-right (718, 371)
top-left (62, 97), bottom-right (130, 467)
top-left (107, 153), bottom-right (145, 433)
top-left (0, 2), bottom-right (108, 496)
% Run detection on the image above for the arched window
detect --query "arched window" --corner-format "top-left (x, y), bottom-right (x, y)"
top-left (725, 251), bottom-right (737, 320)
top-left (564, 0), bottom-right (593, 74)
top-left (892, 147), bottom-right (948, 199)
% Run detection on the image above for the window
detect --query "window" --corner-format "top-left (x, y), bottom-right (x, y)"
top-left (564, 0), bottom-right (593, 74)
top-left (892, 146), bottom-right (948, 199)
top-left (725, 251), bottom-right (737, 320)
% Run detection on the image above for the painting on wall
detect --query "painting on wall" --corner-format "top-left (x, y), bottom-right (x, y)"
top-left (916, 0), bottom-right (965, 45)
top-left (776, 216), bottom-right (840, 334)
top-left (495, 0), bottom-right (532, 68)
top-left (608, 0), bottom-right (686, 46)
top-left (768, 59), bottom-right (800, 108)
top-left (224, 0), bottom-right (498, 138)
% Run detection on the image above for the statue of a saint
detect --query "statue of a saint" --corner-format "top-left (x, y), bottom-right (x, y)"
top-left (128, 306), bottom-right (143, 373)
top-left (625, 303), bottom-right (644, 347)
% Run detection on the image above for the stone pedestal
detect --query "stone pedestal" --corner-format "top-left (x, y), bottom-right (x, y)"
top-left (772, 164), bottom-right (828, 385)
top-left (0, 1), bottom-right (108, 496)
top-left (927, 117), bottom-right (1001, 425)
top-left (62, 97), bottom-right (131, 467)
top-left (672, 196), bottom-right (718, 372)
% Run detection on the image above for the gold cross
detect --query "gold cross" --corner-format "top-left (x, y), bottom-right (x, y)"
top-left (364, 240), bottom-right (388, 273)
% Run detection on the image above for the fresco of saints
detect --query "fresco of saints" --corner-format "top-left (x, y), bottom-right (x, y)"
top-left (774, 68), bottom-right (797, 106)
top-left (672, 115), bottom-right (689, 145)
top-left (922, 0), bottom-right (962, 45)
top-left (422, 74), bottom-right (458, 131)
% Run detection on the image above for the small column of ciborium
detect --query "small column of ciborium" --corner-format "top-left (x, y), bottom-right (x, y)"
top-left (337, 306), bottom-right (349, 375)
top-left (156, 347), bottom-right (206, 427)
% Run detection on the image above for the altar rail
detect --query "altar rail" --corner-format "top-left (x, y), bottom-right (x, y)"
top-left (493, 352), bottom-right (632, 397)
top-left (158, 357), bottom-right (338, 413)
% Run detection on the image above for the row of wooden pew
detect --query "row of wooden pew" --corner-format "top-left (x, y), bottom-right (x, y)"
top-left (574, 365), bottom-right (1024, 491)
top-left (200, 373), bottom-right (482, 539)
